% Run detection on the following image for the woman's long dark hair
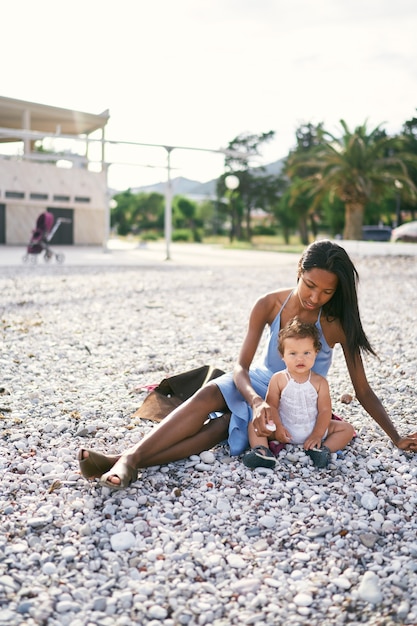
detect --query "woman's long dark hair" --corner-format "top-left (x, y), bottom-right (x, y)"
top-left (298, 240), bottom-right (376, 361)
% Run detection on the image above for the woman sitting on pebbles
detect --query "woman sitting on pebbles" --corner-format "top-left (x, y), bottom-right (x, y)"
top-left (78, 240), bottom-right (417, 490)
top-left (242, 317), bottom-right (354, 471)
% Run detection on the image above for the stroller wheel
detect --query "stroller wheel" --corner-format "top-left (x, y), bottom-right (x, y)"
top-left (44, 250), bottom-right (53, 263)
top-left (55, 253), bottom-right (65, 264)
top-left (24, 254), bottom-right (37, 264)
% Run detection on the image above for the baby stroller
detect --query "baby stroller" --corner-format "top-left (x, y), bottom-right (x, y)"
top-left (22, 211), bottom-right (70, 264)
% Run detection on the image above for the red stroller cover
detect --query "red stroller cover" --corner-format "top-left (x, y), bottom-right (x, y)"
top-left (36, 211), bottom-right (54, 234)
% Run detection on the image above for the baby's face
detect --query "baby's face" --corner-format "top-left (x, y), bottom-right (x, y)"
top-left (282, 336), bottom-right (317, 376)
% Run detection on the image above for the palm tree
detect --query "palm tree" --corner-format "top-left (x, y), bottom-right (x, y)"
top-left (279, 177), bottom-right (314, 245)
top-left (287, 120), bottom-right (417, 240)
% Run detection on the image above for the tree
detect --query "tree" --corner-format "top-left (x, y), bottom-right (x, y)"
top-left (401, 114), bottom-right (417, 221)
top-left (278, 177), bottom-right (313, 245)
top-left (217, 131), bottom-right (276, 241)
top-left (172, 196), bottom-right (203, 241)
top-left (111, 190), bottom-right (165, 235)
top-left (265, 174), bottom-right (295, 243)
top-left (111, 189), bottom-right (137, 235)
top-left (284, 123), bottom-right (325, 243)
top-left (287, 120), bottom-right (417, 240)
top-left (173, 196), bottom-right (198, 229)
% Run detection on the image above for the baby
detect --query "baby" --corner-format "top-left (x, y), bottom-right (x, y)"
top-left (243, 317), bottom-right (354, 469)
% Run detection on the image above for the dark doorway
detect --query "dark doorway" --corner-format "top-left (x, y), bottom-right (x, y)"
top-left (47, 208), bottom-right (74, 244)
top-left (0, 204), bottom-right (5, 244)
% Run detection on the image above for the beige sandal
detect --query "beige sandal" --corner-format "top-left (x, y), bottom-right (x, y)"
top-left (77, 448), bottom-right (119, 480)
top-left (99, 459), bottom-right (138, 490)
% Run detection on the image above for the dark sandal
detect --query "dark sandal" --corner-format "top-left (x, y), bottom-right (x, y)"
top-left (99, 459), bottom-right (138, 491)
top-left (243, 445), bottom-right (277, 469)
top-left (306, 446), bottom-right (331, 468)
top-left (78, 448), bottom-right (119, 480)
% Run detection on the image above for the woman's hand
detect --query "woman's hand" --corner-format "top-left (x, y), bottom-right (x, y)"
top-left (251, 398), bottom-right (272, 436)
top-left (274, 423), bottom-right (292, 444)
top-left (395, 433), bottom-right (417, 452)
top-left (251, 399), bottom-right (291, 442)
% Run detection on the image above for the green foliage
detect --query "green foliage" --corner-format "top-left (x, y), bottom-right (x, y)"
top-left (196, 199), bottom-right (224, 235)
top-left (172, 229), bottom-right (192, 242)
top-left (110, 115), bottom-right (417, 244)
top-left (252, 224), bottom-right (277, 236)
top-left (111, 190), bottom-right (165, 235)
top-left (172, 196), bottom-right (202, 230)
top-left (286, 119), bottom-right (417, 239)
top-left (140, 231), bottom-right (160, 241)
top-left (217, 130), bottom-right (277, 242)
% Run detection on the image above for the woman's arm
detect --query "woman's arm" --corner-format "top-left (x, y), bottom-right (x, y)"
top-left (233, 293), bottom-right (280, 435)
top-left (342, 345), bottom-right (417, 451)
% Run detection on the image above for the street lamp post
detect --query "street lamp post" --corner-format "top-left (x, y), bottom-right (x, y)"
top-left (225, 174), bottom-right (240, 242)
top-left (394, 179), bottom-right (403, 227)
top-left (164, 147), bottom-right (173, 260)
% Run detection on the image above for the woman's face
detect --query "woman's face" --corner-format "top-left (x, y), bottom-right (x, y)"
top-left (296, 268), bottom-right (338, 312)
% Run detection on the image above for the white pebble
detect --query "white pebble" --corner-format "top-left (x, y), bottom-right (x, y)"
top-left (110, 531), bottom-right (136, 551)
top-left (147, 605), bottom-right (168, 619)
top-left (293, 592), bottom-right (313, 607)
top-left (199, 451), bottom-right (216, 464)
top-left (42, 563), bottom-right (57, 576)
top-left (357, 571), bottom-right (383, 604)
top-left (227, 554), bottom-right (246, 569)
top-left (360, 492), bottom-right (379, 510)
top-left (259, 515), bottom-right (276, 529)
top-left (333, 576), bottom-right (351, 590)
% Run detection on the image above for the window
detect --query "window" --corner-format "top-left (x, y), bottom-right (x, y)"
top-left (5, 191), bottom-right (25, 199)
top-left (53, 195), bottom-right (70, 202)
top-left (30, 192), bottom-right (49, 200)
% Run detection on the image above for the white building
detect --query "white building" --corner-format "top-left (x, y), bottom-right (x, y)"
top-left (0, 96), bottom-right (110, 245)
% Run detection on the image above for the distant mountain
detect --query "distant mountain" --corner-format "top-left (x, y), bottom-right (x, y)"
top-left (127, 158), bottom-right (285, 200)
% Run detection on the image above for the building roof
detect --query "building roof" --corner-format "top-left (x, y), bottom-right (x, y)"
top-left (0, 96), bottom-right (109, 142)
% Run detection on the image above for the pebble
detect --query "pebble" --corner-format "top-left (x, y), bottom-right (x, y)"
top-left (227, 554), bottom-right (246, 569)
top-left (1, 256), bottom-right (416, 626)
top-left (42, 562), bottom-right (57, 576)
top-left (360, 492), bottom-right (379, 510)
top-left (333, 576), bottom-right (352, 590)
top-left (359, 532), bottom-right (378, 548)
top-left (357, 571), bottom-right (383, 604)
top-left (293, 592), bottom-right (313, 607)
top-left (110, 531), bottom-right (136, 551)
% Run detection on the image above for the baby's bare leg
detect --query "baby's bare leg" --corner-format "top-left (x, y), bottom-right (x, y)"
top-left (323, 419), bottom-right (355, 452)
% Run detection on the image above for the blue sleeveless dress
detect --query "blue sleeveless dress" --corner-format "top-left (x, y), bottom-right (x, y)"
top-left (214, 292), bottom-right (333, 455)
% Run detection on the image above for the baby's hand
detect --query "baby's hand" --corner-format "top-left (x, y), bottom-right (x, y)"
top-left (274, 424), bottom-right (291, 443)
top-left (304, 436), bottom-right (323, 450)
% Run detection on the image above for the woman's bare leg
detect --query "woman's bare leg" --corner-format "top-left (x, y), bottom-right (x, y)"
top-left (101, 383), bottom-right (229, 486)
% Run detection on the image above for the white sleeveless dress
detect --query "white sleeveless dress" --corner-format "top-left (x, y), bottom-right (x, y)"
top-left (280, 369), bottom-right (319, 444)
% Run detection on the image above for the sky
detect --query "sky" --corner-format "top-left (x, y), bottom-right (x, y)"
top-left (2, 0), bottom-right (417, 191)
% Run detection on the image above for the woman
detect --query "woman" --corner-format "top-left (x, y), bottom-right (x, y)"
top-left (78, 240), bottom-right (417, 489)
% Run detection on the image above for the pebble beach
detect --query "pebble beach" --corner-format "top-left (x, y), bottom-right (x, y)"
top-left (1, 242), bottom-right (417, 626)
